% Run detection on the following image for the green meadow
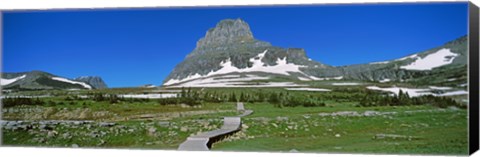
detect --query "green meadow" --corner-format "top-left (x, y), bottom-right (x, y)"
top-left (1, 86), bottom-right (469, 155)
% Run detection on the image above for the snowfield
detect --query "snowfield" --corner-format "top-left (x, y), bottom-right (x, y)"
top-left (447, 78), bottom-right (458, 81)
top-left (285, 88), bottom-right (331, 92)
top-left (168, 82), bottom-right (304, 88)
top-left (400, 48), bottom-right (458, 70)
top-left (370, 61), bottom-right (390, 64)
top-left (0, 75), bottom-right (26, 86)
top-left (51, 77), bottom-right (92, 89)
top-left (429, 86), bottom-right (453, 90)
top-left (379, 78), bottom-right (391, 83)
top-left (120, 93), bottom-right (177, 99)
top-left (164, 49), bottom-right (312, 86)
top-left (166, 74), bottom-right (305, 88)
top-left (298, 76), bottom-right (312, 81)
top-left (310, 76), bottom-right (343, 81)
top-left (366, 86), bottom-right (468, 97)
top-left (331, 82), bottom-right (361, 86)
top-left (437, 90), bottom-right (468, 96)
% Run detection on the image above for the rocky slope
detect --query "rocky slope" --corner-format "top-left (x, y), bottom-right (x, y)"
top-left (339, 35), bottom-right (467, 83)
top-left (74, 76), bottom-right (108, 89)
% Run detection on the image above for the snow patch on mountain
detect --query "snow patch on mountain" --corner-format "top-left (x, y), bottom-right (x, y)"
top-left (166, 74), bottom-right (304, 88)
top-left (298, 77), bottom-right (312, 81)
top-left (429, 86), bottom-right (453, 90)
top-left (1, 75), bottom-right (26, 86)
top-left (437, 90), bottom-right (468, 96)
top-left (400, 48), bottom-right (458, 70)
top-left (164, 73), bottom-right (203, 86)
top-left (310, 76), bottom-right (343, 81)
top-left (366, 85), bottom-right (466, 97)
top-left (379, 78), bottom-right (391, 83)
top-left (51, 77), bottom-right (92, 89)
top-left (285, 88), bottom-right (331, 92)
top-left (331, 82), bottom-right (361, 86)
top-left (164, 49), bottom-right (309, 86)
top-left (120, 93), bottom-right (177, 99)
top-left (370, 61), bottom-right (390, 64)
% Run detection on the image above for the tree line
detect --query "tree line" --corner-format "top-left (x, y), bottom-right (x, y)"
top-left (358, 89), bottom-right (465, 108)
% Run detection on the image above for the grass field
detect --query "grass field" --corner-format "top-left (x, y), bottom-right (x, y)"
top-left (1, 87), bottom-right (469, 155)
top-left (214, 103), bottom-right (467, 155)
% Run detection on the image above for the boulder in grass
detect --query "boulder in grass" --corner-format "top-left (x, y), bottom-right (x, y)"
top-left (374, 134), bottom-right (421, 140)
top-left (99, 122), bottom-right (115, 127)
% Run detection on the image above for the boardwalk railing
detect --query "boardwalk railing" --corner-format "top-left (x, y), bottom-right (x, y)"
top-left (178, 102), bottom-right (252, 151)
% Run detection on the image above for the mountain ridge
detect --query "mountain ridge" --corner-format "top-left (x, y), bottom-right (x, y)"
top-left (1, 71), bottom-right (108, 90)
top-left (163, 18), bottom-right (467, 87)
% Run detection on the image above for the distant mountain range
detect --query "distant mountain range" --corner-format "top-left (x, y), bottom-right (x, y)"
top-left (163, 18), bottom-right (467, 88)
top-left (1, 71), bottom-right (108, 90)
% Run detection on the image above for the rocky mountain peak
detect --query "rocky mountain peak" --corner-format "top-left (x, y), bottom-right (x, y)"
top-left (195, 18), bottom-right (254, 50)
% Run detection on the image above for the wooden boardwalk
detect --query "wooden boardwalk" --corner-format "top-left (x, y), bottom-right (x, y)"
top-left (178, 102), bottom-right (253, 151)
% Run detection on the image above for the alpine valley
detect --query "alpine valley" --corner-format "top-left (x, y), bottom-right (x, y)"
top-left (1, 18), bottom-right (470, 155)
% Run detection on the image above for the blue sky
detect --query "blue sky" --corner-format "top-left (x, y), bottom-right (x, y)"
top-left (2, 2), bottom-right (468, 87)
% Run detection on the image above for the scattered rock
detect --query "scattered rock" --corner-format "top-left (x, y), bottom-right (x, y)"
top-left (335, 134), bottom-right (341, 137)
top-left (157, 121), bottom-right (170, 127)
top-left (374, 134), bottom-right (421, 140)
top-left (448, 106), bottom-right (460, 111)
top-left (47, 131), bottom-right (58, 138)
top-left (72, 144), bottom-right (79, 148)
top-left (289, 149), bottom-right (299, 153)
top-left (180, 127), bottom-right (188, 132)
top-left (97, 140), bottom-right (106, 146)
top-left (90, 132), bottom-right (100, 138)
top-left (62, 133), bottom-right (71, 139)
top-left (99, 122), bottom-right (115, 127)
top-left (276, 116), bottom-right (288, 121)
top-left (38, 138), bottom-right (46, 143)
top-left (148, 127), bottom-right (157, 136)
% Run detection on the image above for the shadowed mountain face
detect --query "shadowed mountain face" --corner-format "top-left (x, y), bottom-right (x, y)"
top-left (163, 18), bottom-right (467, 87)
top-left (74, 76), bottom-right (108, 89)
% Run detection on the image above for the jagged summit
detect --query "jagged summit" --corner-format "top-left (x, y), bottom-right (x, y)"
top-left (195, 19), bottom-right (254, 49)
top-left (188, 19), bottom-right (271, 58)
